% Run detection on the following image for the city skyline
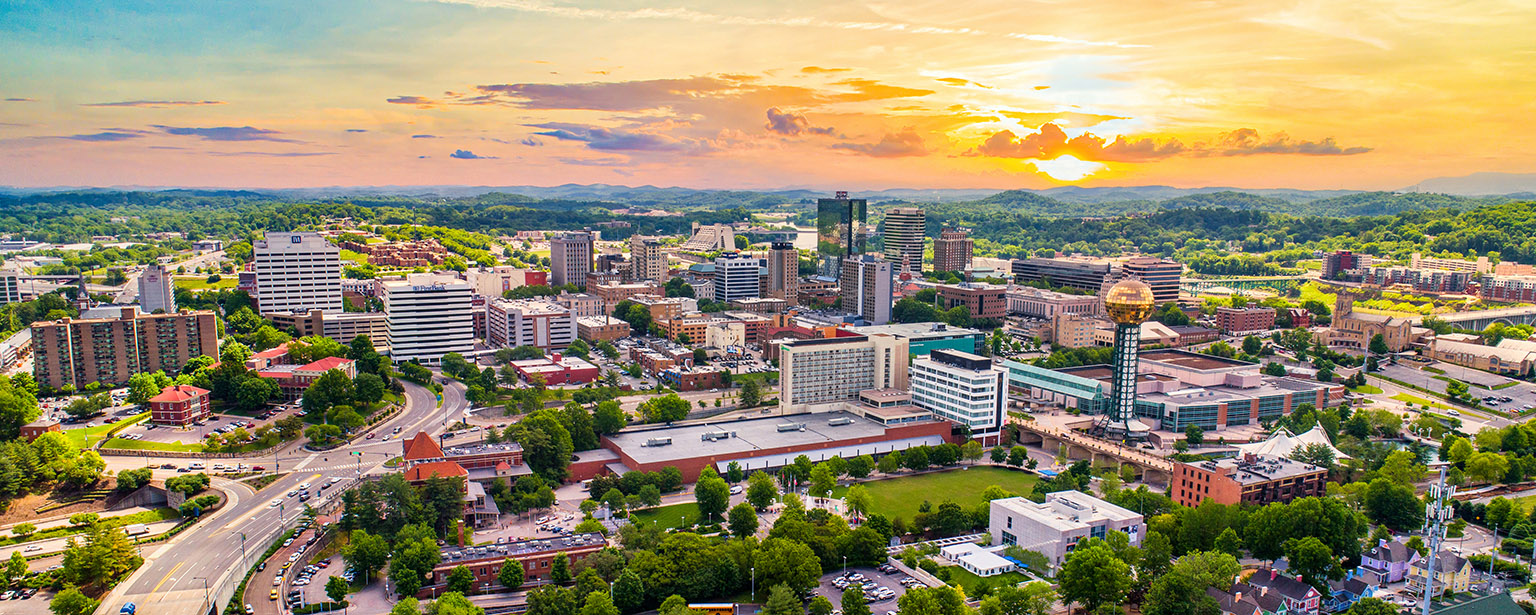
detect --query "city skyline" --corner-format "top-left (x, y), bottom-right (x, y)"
top-left (2, 0), bottom-right (1533, 189)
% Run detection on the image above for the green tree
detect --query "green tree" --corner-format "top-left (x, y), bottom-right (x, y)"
top-left (6, 551), bottom-right (27, 586)
top-left (640, 394), bottom-right (691, 422)
top-left (694, 467), bottom-right (730, 522)
top-left (125, 371), bottom-right (164, 405)
top-left (1058, 544), bottom-right (1132, 611)
top-left (327, 575), bottom-right (351, 604)
top-left (847, 455), bottom-right (874, 479)
top-left (978, 582), bottom-right (1056, 615)
top-left (1262, 362), bottom-right (1288, 377)
top-left (49, 585), bottom-right (99, 615)
top-left (1184, 425), bottom-right (1204, 447)
top-left (1466, 451), bottom-right (1510, 483)
top-left (551, 552), bottom-right (571, 585)
top-left (580, 591), bottom-right (620, 615)
top-left (392, 598), bottom-right (423, 615)
top-left (1346, 597), bottom-right (1400, 615)
top-left (844, 485), bottom-right (873, 519)
top-left (13, 522), bottom-right (37, 538)
top-left (1285, 537), bottom-right (1341, 593)
top-left (747, 470), bottom-right (779, 510)
top-left (430, 592), bottom-right (485, 615)
top-left (1141, 569), bottom-right (1221, 615)
top-left (1213, 528), bottom-right (1243, 559)
top-left (808, 463), bottom-right (835, 503)
top-left (754, 537), bottom-right (823, 593)
top-left (355, 372), bottom-right (386, 406)
top-left (808, 596), bottom-right (834, 615)
top-left (842, 587), bottom-right (871, 615)
top-left (763, 585), bottom-right (801, 615)
top-left (740, 378), bottom-right (762, 407)
top-left (447, 565), bottom-right (475, 594)
top-left (612, 569), bottom-right (645, 614)
top-left (1242, 336), bottom-right (1262, 356)
top-left (345, 529), bottom-right (390, 580)
top-left (1363, 478), bottom-right (1424, 531)
top-left (498, 558), bottom-right (525, 591)
top-left (1368, 334), bottom-right (1389, 356)
top-left (729, 502), bottom-right (759, 538)
top-left (593, 401), bottom-right (626, 435)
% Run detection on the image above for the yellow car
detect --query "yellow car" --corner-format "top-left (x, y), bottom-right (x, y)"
top-left (270, 589), bottom-right (279, 600)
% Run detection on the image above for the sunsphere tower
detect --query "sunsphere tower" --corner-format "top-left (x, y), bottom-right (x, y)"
top-left (1101, 278), bottom-right (1156, 441)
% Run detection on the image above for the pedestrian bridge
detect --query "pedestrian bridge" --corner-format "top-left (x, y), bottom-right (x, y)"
top-left (1005, 414), bottom-right (1175, 487)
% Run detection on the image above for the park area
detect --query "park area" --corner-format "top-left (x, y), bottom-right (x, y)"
top-left (630, 502), bottom-right (703, 529)
top-left (832, 467), bottom-right (1039, 522)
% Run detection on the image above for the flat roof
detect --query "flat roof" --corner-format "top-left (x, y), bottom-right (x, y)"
top-left (608, 411), bottom-right (896, 465)
top-left (845, 322), bottom-right (983, 339)
top-left (1141, 348), bottom-right (1254, 370)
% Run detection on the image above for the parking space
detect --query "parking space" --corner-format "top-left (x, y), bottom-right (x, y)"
top-left (810, 566), bottom-right (917, 613)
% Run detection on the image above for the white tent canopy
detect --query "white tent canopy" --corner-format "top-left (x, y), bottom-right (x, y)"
top-left (1235, 424), bottom-right (1350, 460)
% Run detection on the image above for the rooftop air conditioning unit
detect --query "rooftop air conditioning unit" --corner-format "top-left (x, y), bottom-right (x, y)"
top-left (645, 437), bottom-right (673, 447)
top-left (777, 422), bottom-right (807, 432)
top-left (828, 417), bottom-right (854, 426)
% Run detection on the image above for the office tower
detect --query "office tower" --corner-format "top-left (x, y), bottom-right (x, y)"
top-left (816, 191), bottom-right (868, 279)
top-left (1321, 251), bottom-right (1364, 280)
top-left (550, 231), bottom-right (594, 288)
top-left (910, 349), bottom-right (1006, 436)
top-left (713, 252), bottom-right (763, 302)
top-left (1118, 257), bottom-right (1183, 306)
top-left (766, 241), bottom-right (800, 306)
top-left (1100, 279), bottom-right (1155, 441)
top-left (882, 207), bottom-right (926, 273)
top-left (778, 333), bottom-right (908, 411)
top-left (0, 271), bottom-right (21, 306)
top-left (1010, 257), bottom-right (1113, 293)
top-left (840, 254), bottom-right (892, 325)
top-left (933, 228), bottom-right (973, 274)
top-left (381, 273), bottom-right (475, 364)
top-left (253, 232), bottom-right (343, 315)
top-left (938, 282), bottom-right (1008, 321)
top-left (630, 235), bottom-right (666, 282)
top-left (137, 264), bottom-right (176, 314)
top-left (31, 307), bottom-right (218, 390)
top-left (486, 298), bottom-right (576, 351)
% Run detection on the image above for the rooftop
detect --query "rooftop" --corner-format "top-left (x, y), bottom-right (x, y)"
top-left (1189, 453), bottom-right (1326, 485)
top-left (1141, 348), bottom-right (1255, 371)
top-left (299, 356), bottom-right (354, 372)
top-left (440, 532), bottom-right (607, 564)
top-left (845, 322), bottom-right (983, 339)
top-left (606, 411), bottom-right (899, 465)
top-left (402, 461), bottom-right (468, 482)
top-left (148, 384), bottom-right (210, 403)
top-left (991, 491), bottom-right (1142, 533)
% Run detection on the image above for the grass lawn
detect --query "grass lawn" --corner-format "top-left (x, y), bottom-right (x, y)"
top-left (942, 566), bottom-right (1033, 594)
top-left (1391, 392), bottom-right (1452, 410)
top-left (829, 467), bottom-right (1039, 522)
top-left (174, 276), bottom-right (237, 291)
top-left (629, 502), bottom-right (702, 529)
top-left (103, 437), bottom-right (207, 452)
top-left (64, 412), bottom-right (149, 448)
top-left (1510, 493), bottom-right (1536, 516)
top-left (339, 249), bottom-right (370, 265)
top-left (1348, 384), bottom-right (1384, 394)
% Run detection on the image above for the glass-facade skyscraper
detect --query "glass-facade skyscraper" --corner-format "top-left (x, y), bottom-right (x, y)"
top-left (816, 191), bottom-right (867, 279)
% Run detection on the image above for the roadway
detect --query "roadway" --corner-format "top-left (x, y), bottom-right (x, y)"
top-left (98, 378), bottom-right (468, 615)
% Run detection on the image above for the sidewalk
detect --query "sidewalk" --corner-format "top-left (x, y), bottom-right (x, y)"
top-left (0, 504), bottom-right (160, 533)
top-left (0, 519), bottom-right (181, 560)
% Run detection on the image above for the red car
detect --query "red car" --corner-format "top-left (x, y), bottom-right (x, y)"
top-left (252, 466), bottom-right (266, 472)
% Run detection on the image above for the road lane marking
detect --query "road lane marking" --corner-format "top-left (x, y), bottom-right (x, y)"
top-left (151, 560), bottom-right (185, 593)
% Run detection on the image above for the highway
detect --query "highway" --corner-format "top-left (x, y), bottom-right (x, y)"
top-left (98, 378), bottom-right (468, 615)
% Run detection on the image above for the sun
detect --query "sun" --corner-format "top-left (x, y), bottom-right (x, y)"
top-left (1030, 155), bottom-right (1105, 182)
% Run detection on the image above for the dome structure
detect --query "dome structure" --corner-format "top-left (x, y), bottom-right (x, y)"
top-left (1103, 279), bottom-right (1155, 324)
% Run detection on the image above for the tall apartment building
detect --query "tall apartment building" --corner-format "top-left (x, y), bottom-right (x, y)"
top-left (840, 254), bottom-right (892, 325)
top-left (766, 241), bottom-right (800, 306)
top-left (253, 232), bottom-right (343, 315)
top-left (381, 274), bottom-right (475, 364)
top-left (1411, 252), bottom-right (1490, 274)
top-left (817, 192), bottom-right (868, 279)
top-left (1049, 313), bottom-right (1098, 349)
top-left (882, 207), bottom-right (925, 273)
top-left (137, 264), bottom-right (176, 313)
top-left (779, 333), bottom-right (909, 412)
top-left (0, 270), bottom-right (19, 306)
top-left (1118, 257), bottom-right (1183, 306)
top-left (630, 236), bottom-right (666, 282)
top-left (31, 307), bottom-right (218, 390)
top-left (1321, 251), bottom-right (1365, 279)
top-left (910, 349), bottom-right (1006, 436)
top-left (1011, 257), bottom-right (1114, 293)
top-left (486, 299), bottom-right (576, 351)
top-left (933, 228), bottom-right (973, 274)
top-left (937, 282), bottom-right (1008, 320)
top-left (713, 252), bottom-right (763, 302)
top-left (549, 231), bottom-right (594, 288)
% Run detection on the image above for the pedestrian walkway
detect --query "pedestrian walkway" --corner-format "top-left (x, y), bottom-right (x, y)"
top-left (0, 504), bottom-right (160, 533)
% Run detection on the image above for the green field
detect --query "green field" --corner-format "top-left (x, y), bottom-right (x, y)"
top-left (64, 412), bottom-right (150, 448)
top-left (629, 502), bottom-right (703, 529)
top-left (1391, 392), bottom-right (1452, 410)
top-left (103, 437), bottom-right (207, 452)
top-left (1348, 384), bottom-right (1384, 394)
top-left (830, 467), bottom-right (1040, 522)
top-left (942, 565), bottom-right (1034, 594)
top-left (174, 276), bottom-right (237, 291)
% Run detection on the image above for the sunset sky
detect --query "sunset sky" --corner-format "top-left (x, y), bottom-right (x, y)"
top-left (2, 0), bottom-right (1533, 190)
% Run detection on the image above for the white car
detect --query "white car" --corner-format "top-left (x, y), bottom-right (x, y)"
top-left (730, 485), bottom-right (743, 495)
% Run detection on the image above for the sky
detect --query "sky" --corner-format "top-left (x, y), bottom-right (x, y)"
top-left (2, 0), bottom-right (1534, 191)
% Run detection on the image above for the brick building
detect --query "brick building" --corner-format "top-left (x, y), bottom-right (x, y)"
top-left (31, 307), bottom-right (219, 390)
top-left (657, 366), bottom-right (728, 391)
top-left (576, 316), bottom-right (630, 343)
top-left (937, 282), bottom-right (1007, 320)
top-left (417, 534), bottom-right (607, 598)
top-left (148, 384), bottom-right (212, 426)
top-left (1171, 453), bottom-right (1327, 507)
top-left (1215, 306), bottom-right (1277, 335)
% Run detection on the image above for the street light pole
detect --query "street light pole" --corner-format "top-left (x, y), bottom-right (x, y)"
top-left (751, 566), bottom-right (755, 603)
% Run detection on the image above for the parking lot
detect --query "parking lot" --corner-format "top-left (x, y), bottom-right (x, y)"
top-left (810, 566), bottom-right (919, 613)
top-left (1378, 361), bottom-right (1536, 415)
top-left (111, 403), bottom-right (302, 446)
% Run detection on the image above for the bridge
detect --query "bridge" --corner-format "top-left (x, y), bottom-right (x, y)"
top-left (1005, 414), bottom-right (1174, 486)
top-left (1180, 275), bottom-right (1311, 295)
top-left (1412, 306), bottom-right (1536, 330)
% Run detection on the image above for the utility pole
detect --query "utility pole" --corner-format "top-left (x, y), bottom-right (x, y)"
top-left (1422, 466), bottom-right (1454, 615)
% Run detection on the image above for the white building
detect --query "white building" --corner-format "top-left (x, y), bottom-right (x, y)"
top-left (1006, 287), bottom-right (1100, 319)
top-left (382, 273), bottom-right (475, 364)
top-left (939, 542), bottom-right (1017, 578)
top-left (0, 270), bottom-right (18, 306)
top-left (989, 492), bottom-right (1145, 568)
top-left (550, 231), bottom-right (593, 288)
top-left (554, 292), bottom-right (604, 318)
top-left (630, 236), bottom-right (667, 283)
top-left (909, 349), bottom-right (1006, 437)
top-left (254, 232), bottom-right (342, 315)
top-left (137, 264), bottom-right (176, 313)
top-left (464, 266), bottom-right (543, 298)
top-left (714, 252), bottom-right (762, 303)
top-left (486, 298), bottom-right (576, 351)
top-left (779, 333), bottom-right (909, 412)
top-left (841, 255), bottom-right (893, 325)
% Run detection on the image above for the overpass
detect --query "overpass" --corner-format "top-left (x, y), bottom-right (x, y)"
top-left (1180, 275), bottom-right (1311, 295)
top-left (1412, 306), bottom-right (1536, 330)
top-left (1005, 415), bottom-right (1174, 486)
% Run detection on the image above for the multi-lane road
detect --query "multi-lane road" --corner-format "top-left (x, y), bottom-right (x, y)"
top-left (97, 378), bottom-right (467, 615)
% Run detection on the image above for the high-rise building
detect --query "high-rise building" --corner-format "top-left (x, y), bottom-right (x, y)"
top-left (31, 307), bottom-right (219, 390)
top-left (766, 241), bottom-right (800, 306)
top-left (550, 231), bottom-right (594, 288)
top-left (630, 235), bottom-right (666, 282)
top-left (933, 228), bottom-right (973, 274)
top-left (486, 298), bottom-right (576, 351)
top-left (840, 255), bottom-right (892, 325)
top-left (816, 191), bottom-right (867, 279)
top-left (137, 264), bottom-right (176, 313)
top-left (778, 333), bottom-right (908, 412)
top-left (910, 349), bottom-right (1006, 436)
top-left (882, 207), bottom-right (925, 273)
top-left (253, 232), bottom-right (343, 315)
top-left (1321, 251), bottom-right (1364, 280)
top-left (381, 273), bottom-right (475, 364)
top-left (0, 270), bottom-right (19, 306)
top-left (937, 282), bottom-right (1008, 321)
top-left (713, 252), bottom-right (763, 302)
top-left (1100, 279), bottom-right (1155, 441)
top-left (1117, 257), bottom-right (1183, 306)
top-left (1011, 257), bottom-right (1114, 293)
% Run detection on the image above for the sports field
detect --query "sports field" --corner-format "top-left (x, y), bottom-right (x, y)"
top-left (831, 466), bottom-right (1039, 522)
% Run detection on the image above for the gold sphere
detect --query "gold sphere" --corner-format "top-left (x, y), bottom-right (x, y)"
top-left (1104, 279), bottom-right (1155, 324)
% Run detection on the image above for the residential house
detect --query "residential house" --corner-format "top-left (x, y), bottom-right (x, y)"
top-left (1324, 574), bottom-right (1378, 613)
top-left (1245, 569), bottom-right (1321, 615)
top-left (1407, 551), bottom-right (1471, 595)
top-left (1359, 539), bottom-right (1420, 584)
